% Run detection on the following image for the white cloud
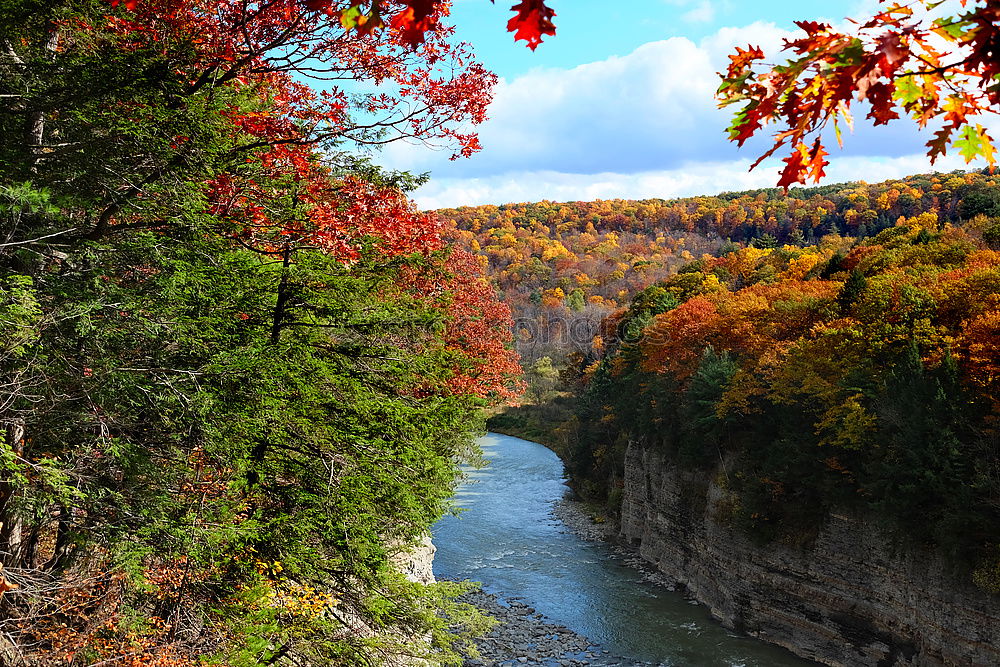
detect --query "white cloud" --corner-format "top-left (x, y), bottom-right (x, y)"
top-left (383, 22), bottom-right (799, 177)
top-left (664, 0), bottom-right (719, 24)
top-left (681, 1), bottom-right (715, 24)
top-left (414, 152), bottom-right (975, 209)
top-left (380, 16), bottom-right (984, 209)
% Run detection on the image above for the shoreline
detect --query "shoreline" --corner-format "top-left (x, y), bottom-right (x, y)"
top-left (551, 497), bottom-right (678, 593)
top-left (453, 495), bottom-right (676, 667)
top-left (455, 587), bottom-right (656, 667)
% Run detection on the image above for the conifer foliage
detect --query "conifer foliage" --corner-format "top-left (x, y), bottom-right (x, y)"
top-left (0, 1), bottom-right (519, 664)
top-left (565, 221), bottom-right (1000, 586)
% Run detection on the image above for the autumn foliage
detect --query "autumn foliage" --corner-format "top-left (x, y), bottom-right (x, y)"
top-left (440, 170), bottom-right (1000, 369)
top-left (107, 0), bottom-right (558, 50)
top-left (719, 1), bottom-right (1000, 188)
top-left (566, 218), bottom-right (1000, 578)
top-left (1, 0), bottom-right (516, 664)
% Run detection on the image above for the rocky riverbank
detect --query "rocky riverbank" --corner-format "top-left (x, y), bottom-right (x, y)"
top-left (456, 587), bottom-right (662, 667)
top-left (454, 498), bottom-right (677, 667)
top-left (552, 498), bottom-right (677, 592)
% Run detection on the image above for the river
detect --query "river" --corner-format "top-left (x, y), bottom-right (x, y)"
top-left (431, 432), bottom-right (814, 666)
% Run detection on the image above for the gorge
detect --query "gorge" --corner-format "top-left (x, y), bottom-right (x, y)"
top-left (433, 433), bottom-right (812, 666)
top-left (619, 442), bottom-right (1000, 666)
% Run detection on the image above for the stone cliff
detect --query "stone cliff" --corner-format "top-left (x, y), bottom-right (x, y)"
top-left (394, 533), bottom-right (437, 586)
top-left (618, 441), bottom-right (1000, 667)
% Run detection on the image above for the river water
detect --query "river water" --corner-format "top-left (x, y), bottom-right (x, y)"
top-left (432, 432), bottom-right (814, 666)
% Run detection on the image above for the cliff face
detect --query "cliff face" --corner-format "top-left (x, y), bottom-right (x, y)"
top-left (394, 533), bottom-right (437, 586)
top-left (619, 442), bottom-right (1000, 667)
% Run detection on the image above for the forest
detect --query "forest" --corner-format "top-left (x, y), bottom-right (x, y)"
top-left (486, 180), bottom-right (1000, 593)
top-left (5, 0), bottom-right (1000, 663)
top-left (442, 170), bottom-right (1000, 364)
top-left (0, 0), bottom-right (521, 664)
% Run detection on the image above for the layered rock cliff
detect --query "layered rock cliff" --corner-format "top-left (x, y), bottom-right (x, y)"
top-left (619, 441), bottom-right (1000, 667)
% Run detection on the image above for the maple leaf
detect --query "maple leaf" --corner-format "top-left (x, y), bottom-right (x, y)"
top-left (865, 81), bottom-right (899, 125)
top-left (875, 32), bottom-right (908, 75)
top-left (720, 2), bottom-right (1000, 185)
top-left (892, 75), bottom-right (922, 107)
top-left (954, 124), bottom-right (994, 164)
top-left (807, 138), bottom-right (828, 182)
top-left (725, 45), bottom-right (765, 79)
top-left (777, 144), bottom-right (809, 190)
top-left (793, 20), bottom-right (831, 36)
top-left (926, 126), bottom-right (952, 163)
top-left (507, 0), bottom-right (556, 51)
top-left (110, 0), bottom-right (138, 10)
top-left (390, 0), bottom-right (439, 48)
top-left (977, 126), bottom-right (997, 168)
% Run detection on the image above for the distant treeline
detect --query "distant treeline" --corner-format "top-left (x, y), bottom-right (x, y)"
top-left (441, 170), bottom-right (1000, 246)
top-left (439, 171), bottom-right (1000, 367)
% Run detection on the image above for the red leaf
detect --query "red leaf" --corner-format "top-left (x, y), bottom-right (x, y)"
top-left (926, 127), bottom-right (952, 163)
top-left (726, 45), bottom-right (764, 79)
top-left (865, 81), bottom-right (899, 125)
top-left (777, 144), bottom-right (809, 190)
top-left (390, 0), bottom-right (439, 48)
top-left (303, 0), bottom-right (334, 15)
top-left (793, 20), bottom-right (831, 36)
top-left (875, 32), bottom-right (908, 74)
top-left (807, 138), bottom-right (828, 182)
top-left (507, 0), bottom-right (556, 51)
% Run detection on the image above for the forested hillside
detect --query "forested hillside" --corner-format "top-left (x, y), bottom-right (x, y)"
top-left (0, 1), bottom-right (518, 664)
top-left (483, 190), bottom-right (1000, 592)
top-left (440, 171), bottom-right (1000, 372)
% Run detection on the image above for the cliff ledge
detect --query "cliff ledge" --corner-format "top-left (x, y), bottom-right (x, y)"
top-left (619, 442), bottom-right (1000, 667)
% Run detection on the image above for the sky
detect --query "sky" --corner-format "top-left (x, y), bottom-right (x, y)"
top-left (377, 0), bottom-right (979, 209)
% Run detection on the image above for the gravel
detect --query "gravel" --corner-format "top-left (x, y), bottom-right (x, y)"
top-left (452, 496), bottom-right (677, 666)
top-left (456, 587), bottom-right (663, 667)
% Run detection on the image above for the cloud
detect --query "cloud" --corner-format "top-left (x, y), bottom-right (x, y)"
top-left (661, 0), bottom-right (717, 23)
top-left (681, 1), bottom-right (715, 23)
top-left (380, 17), bottom-right (979, 208)
top-left (663, 0), bottom-right (719, 24)
top-left (413, 152), bottom-right (974, 210)
top-left (383, 22), bottom-right (793, 176)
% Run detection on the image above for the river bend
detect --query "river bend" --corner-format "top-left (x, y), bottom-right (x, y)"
top-left (432, 433), bottom-right (813, 666)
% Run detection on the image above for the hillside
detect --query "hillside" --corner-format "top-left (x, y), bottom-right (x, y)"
top-left (439, 171), bottom-right (1000, 371)
top-left (477, 172), bottom-right (1000, 595)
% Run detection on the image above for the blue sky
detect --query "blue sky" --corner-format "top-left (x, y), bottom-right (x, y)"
top-left (379, 0), bottom-right (979, 209)
top-left (444, 0), bottom-right (853, 79)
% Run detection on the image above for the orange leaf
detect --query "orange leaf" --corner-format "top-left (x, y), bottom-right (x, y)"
top-left (777, 144), bottom-right (809, 190)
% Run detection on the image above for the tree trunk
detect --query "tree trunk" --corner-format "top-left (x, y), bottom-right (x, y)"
top-left (0, 419), bottom-right (25, 567)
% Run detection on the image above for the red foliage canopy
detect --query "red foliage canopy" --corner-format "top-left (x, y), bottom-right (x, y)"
top-left (108, 0), bottom-right (557, 50)
top-left (91, 0), bottom-right (523, 400)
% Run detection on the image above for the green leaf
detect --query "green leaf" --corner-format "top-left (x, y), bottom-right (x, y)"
top-left (954, 124), bottom-right (985, 162)
top-left (893, 76), bottom-right (922, 105)
top-left (339, 5), bottom-right (363, 29)
top-left (932, 16), bottom-right (970, 40)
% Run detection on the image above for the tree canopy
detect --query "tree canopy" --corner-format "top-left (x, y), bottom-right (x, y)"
top-left (1, 0), bottom-right (521, 664)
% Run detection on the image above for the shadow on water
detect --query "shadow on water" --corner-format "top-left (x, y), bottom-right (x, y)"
top-left (432, 433), bottom-right (815, 666)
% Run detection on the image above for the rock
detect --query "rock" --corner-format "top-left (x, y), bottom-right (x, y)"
top-left (451, 586), bottom-right (647, 666)
top-left (618, 441), bottom-right (1000, 667)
